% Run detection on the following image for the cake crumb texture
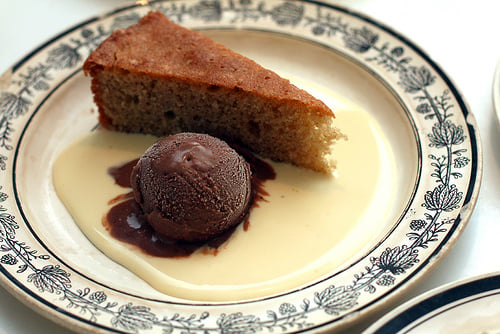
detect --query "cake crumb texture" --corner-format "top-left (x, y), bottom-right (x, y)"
top-left (83, 11), bottom-right (344, 173)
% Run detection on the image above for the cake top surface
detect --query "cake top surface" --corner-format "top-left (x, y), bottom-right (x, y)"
top-left (83, 11), bottom-right (334, 117)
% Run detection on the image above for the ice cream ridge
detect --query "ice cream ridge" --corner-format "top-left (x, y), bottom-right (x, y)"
top-left (131, 133), bottom-right (252, 243)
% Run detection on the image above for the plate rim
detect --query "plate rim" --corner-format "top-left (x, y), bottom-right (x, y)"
top-left (492, 59), bottom-right (500, 125)
top-left (363, 271), bottom-right (500, 333)
top-left (0, 0), bottom-right (482, 333)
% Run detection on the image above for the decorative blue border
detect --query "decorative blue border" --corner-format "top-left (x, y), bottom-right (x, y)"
top-left (370, 274), bottom-right (500, 333)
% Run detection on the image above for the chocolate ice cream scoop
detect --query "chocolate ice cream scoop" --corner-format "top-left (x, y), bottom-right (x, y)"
top-left (131, 132), bottom-right (252, 242)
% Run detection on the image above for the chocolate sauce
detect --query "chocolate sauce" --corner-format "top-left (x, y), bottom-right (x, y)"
top-left (104, 151), bottom-right (275, 258)
top-left (108, 158), bottom-right (138, 187)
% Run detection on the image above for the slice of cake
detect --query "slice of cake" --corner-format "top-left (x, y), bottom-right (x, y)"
top-left (83, 11), bottom-right (344, 173)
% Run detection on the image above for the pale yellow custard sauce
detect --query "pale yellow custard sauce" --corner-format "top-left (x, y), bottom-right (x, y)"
top-left (53, 93), bottom-right (397, 302)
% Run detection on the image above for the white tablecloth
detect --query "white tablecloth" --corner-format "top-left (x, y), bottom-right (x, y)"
top-left (0, 0), bottom-right (498, 333)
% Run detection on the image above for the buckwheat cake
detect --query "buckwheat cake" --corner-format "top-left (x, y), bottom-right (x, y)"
top-left (83, 11), bottom-right (344, 173)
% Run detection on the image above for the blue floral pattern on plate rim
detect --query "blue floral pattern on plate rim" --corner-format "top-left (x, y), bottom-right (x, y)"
top-left (0, 0), bottom-right (482, 333)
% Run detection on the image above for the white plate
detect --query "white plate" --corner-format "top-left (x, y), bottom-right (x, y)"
top-left (364, 272), bottom-right (500, 333)
top-left (0, 0), bottom-right (481, 333)
top-left (493, 60), bottom-right (500, 125)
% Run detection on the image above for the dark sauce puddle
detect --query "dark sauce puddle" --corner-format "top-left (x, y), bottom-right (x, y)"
top-left (104, 148), bottom-right (275, 258)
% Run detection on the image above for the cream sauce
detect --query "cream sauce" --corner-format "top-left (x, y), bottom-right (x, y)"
top-left (52, 99), bottom-right (397, 302)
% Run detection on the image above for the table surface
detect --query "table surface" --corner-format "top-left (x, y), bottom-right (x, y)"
top-left (0, 0), bottom-right (499, 333)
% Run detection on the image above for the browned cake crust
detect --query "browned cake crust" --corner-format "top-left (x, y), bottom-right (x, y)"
top-left (83, 11), bottom-right (344, 173)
